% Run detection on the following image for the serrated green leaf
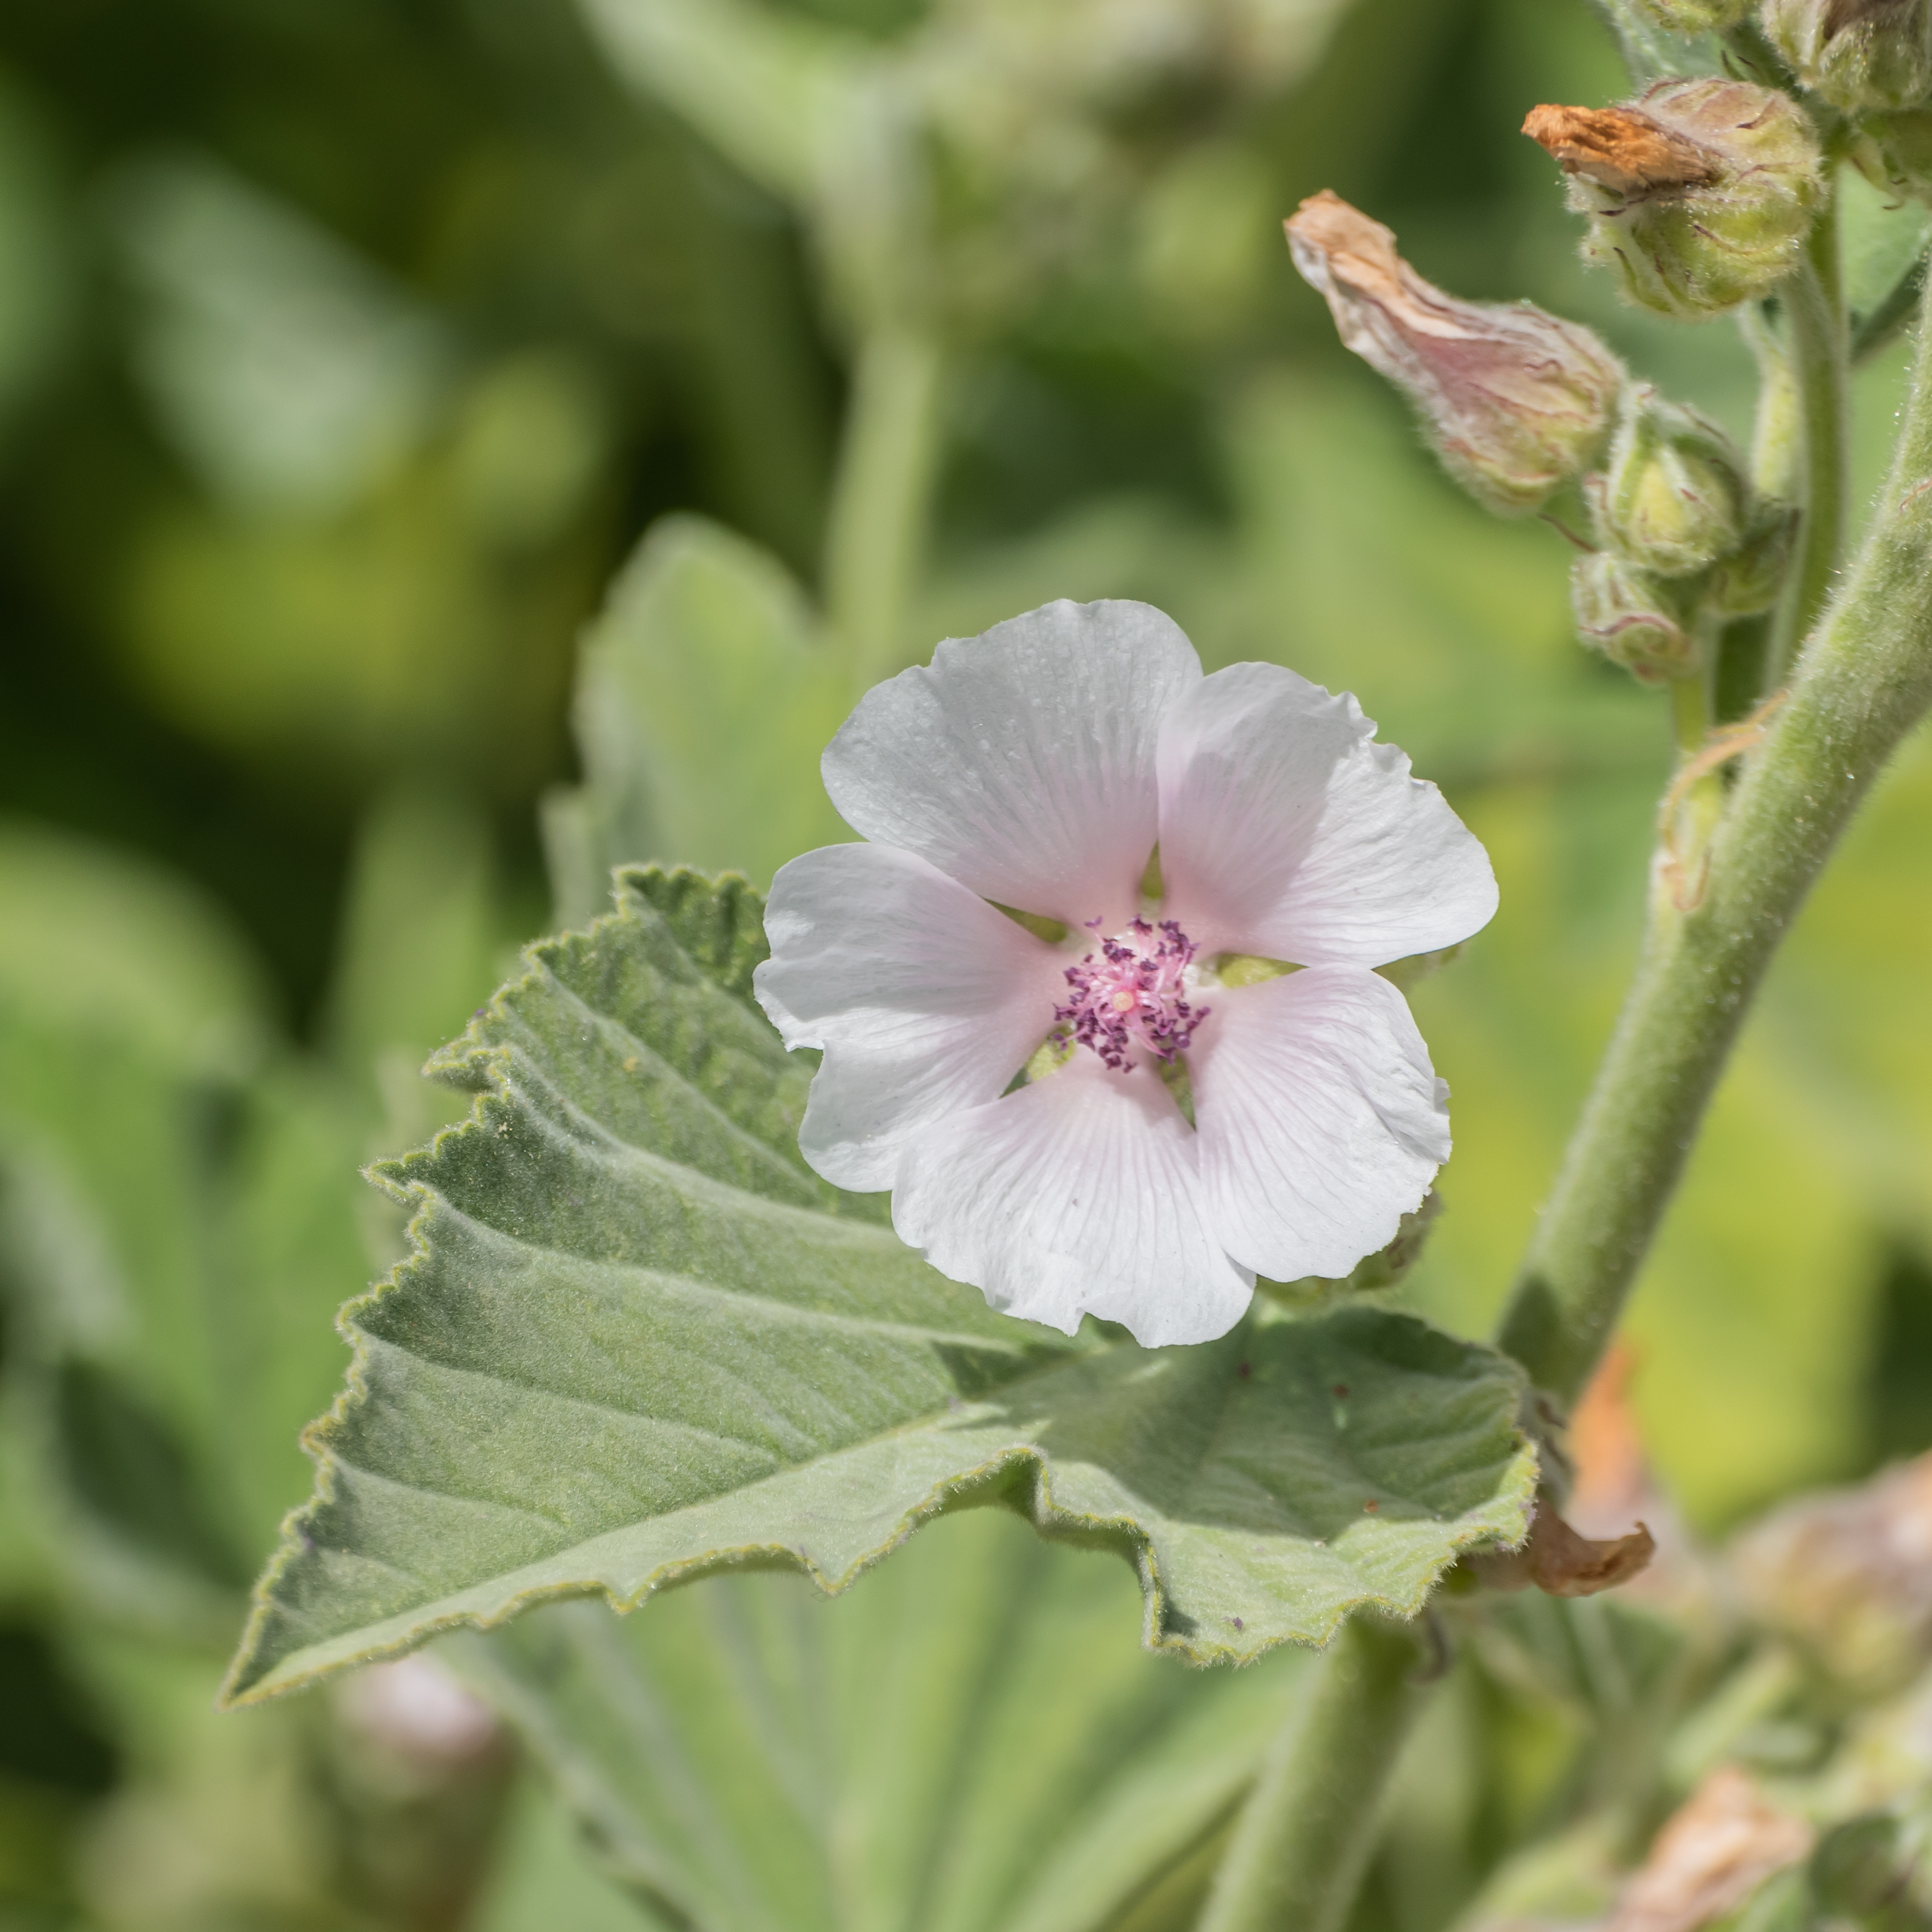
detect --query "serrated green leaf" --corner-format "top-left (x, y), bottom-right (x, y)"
top-left (224, 865), bottom-right (1535, 1706)
top-left (444, 1506), bottom-right (1310, 1932)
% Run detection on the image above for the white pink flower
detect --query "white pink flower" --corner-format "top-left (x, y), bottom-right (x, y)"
top-left (753, 600), bottom-right (1497, 1347)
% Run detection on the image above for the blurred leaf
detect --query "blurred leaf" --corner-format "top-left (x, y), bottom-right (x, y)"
top-left (542, 516), bottom-right (851, 923)
top-left (472, 1767), bottom-right (657, 1932)
top-left (448, 1506), bottom-right (1309, 1932)
top-left (0, 77), bottom-right (71, 451)
top-left (1839, 168), bottom-right (1931, 339)
top-left (576, 0), bottom-right (866, 207)
top-left (1585, 1), bottom-right (1730, 80)
top-left (108, 152), bottom-right (450, 517)
top-left (224, 866), bottom-right (1536, 1706)
top-left (121, 425), bottom-right (601, 792)
top-left (0, 818), bottom-right (269, 1076)
top-left (0, 829), bottom-right (367, 1625)
top-left (326, 784), bottom-right (506, 1097)
top-left (1864, 1247), bottom-right (1932, 1466)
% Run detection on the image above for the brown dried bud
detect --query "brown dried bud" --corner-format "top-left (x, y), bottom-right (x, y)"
top-left (1731, 1451), bottom-right (1932, 1699)
top-left (1285, 189), bottom-right (1624, 514)
top-left (1525, 80), bottom-right (1824, 319)
top-left (1609, 1768), bottom-right (1812, 1932)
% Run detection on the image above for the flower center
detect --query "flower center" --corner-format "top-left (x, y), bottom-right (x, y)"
top-left (1054, 917), bottom-right (1209, 1072)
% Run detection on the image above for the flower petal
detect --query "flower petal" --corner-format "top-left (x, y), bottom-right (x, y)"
top-left (755, 842), bottom-right (1067, 1193)
top-left (1192, 966), bottom-right (1449, 1284)
top-left (1156, 662), bottom-right (1497, 965)
top-left (822, 599), bottom-right (1201, 928)
top-left (891, 1059), bottom-right (1254, 1347)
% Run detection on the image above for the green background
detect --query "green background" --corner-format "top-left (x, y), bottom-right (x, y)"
top-left (2, 0), bottom-right (1929, 1925)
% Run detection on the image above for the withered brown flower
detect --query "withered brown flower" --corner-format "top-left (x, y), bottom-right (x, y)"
top-left (1285, 189), bottom-right (1622, 514)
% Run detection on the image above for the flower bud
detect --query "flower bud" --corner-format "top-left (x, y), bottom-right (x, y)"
top-left (1708, 502), bottom-right (1799, 614)
top-left (1285, 191), bottom-right (1624, 514)
top-left (1572, 552), bottom-right (1700, 681)
top-left (1591, 388), bottom-right (1749, 575)
top-left (1524, 81), bottom-right (1824, 319)
top-left (1852, 105), bottom-right (1932, 202)
top-left (1762, 0), bottom-right (1932, 114)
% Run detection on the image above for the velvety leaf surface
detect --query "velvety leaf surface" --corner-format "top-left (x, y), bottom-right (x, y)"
top-left (224, 867), bottom-right (1535, 1705)
top-left (446, 1507), bottom-right (1311, 1932)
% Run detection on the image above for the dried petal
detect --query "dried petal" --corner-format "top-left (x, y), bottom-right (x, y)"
top-left (1527, 1507), bottom-right (1658, 1598)
top-left (1286, 189), bottom-right (1622, 514)
top-left (1468, 1499), bottom-right (1656, 1597)
top-left (1521, 104), bottom-right (1722, 198)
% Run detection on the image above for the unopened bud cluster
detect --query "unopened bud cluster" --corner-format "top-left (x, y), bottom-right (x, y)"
top-left (1523, 81), bottom-right (1823, 320)
top-left (1577, 386), bottom-right (1794, 681)
top-left (1285, 194), bottom-right (1797, 686)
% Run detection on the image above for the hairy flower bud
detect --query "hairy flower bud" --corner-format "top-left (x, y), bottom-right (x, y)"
top-left (1762, 0), bottom-right (1932, 114)
top-left (1591, 388), bottom-right (1749, 574)
top-left (1708, 502), bottom-right (1799, 614)
top-left (1852, 105), bottom-right (1932, 201)
top-left (1285, 190), bottom-right (1624, 514)
top-left (1524, 81), bottom-right (1824, 319)
top-left (1572, 552), bottom-right (1699, 681)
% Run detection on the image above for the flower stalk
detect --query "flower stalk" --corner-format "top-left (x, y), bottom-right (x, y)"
top-left (1197, 1616), bottom-right (1432, 1932)
top-left (1497, 263), bottom-right (1932, 1406)
top-left (822, 324), bottom-right (948, 685)
top-left (1767, 186), bottom-right (1850, 690)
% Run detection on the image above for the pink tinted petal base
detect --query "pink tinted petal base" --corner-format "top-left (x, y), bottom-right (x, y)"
top-left (891, 1057), bottom-right (1255, 1347)
top-left (754, 842), bottom-right (1068, 1194)
top-left (1156, 662), bottom-right (1498, 966)
top-left (1191, 965), bottom-right (1450, 1284)
top-left (821, 599), bottom-right (1201, 932)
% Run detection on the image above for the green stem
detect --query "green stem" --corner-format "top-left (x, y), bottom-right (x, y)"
top-left (1669, 667), bottom-right (1711, 759)
top-left (1740, 298), bottom-right (1799, 504)
top-left (822, 326), bottom-right (947, 686)
top-left (1766, 191), bottom-right (1849, 692)
top-left (1497, 267), bottom-right (1932, 1405)
top-left (1198, 1617), bottom-right (1431, 1932)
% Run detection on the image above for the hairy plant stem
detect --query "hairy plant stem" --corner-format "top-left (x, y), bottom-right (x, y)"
top-left (1198, 1618), bottom-right (1431, 1932)
top-left (1766, 192), bottom-right (1848, 693)
top-left (822, 325), bottom-right (947, 686)
top-left (1496, 267), bottom-right (1932, 1407)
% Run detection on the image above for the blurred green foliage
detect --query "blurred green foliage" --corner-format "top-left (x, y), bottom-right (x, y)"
top-left (5, 0), bottom-right (1932, 1924)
